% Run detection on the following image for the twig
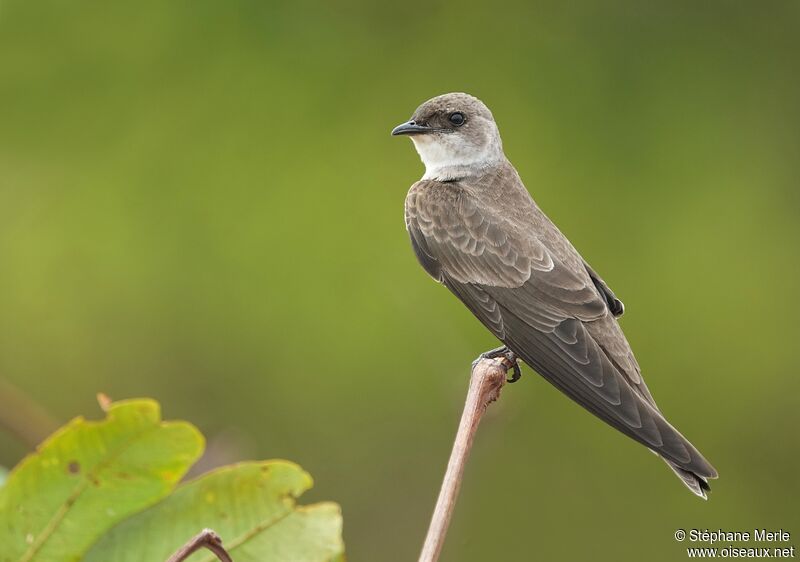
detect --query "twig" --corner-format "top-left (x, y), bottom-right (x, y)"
top-left (166, 529), bottom-right (233, 562)
top-left (0, 378), bottom-right (60, 449)
top-left (418, 356), bottom-right (510, 562)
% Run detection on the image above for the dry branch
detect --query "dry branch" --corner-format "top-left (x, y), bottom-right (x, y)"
top-left (166, 529), bottom-right (233, 562)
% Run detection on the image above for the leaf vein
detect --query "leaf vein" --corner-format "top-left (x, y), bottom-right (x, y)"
top-left (18, 423), bottom-right (161, 562)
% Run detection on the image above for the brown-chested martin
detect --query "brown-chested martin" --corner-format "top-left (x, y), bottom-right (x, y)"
top-left (393, 92), bottom-right (717, 498)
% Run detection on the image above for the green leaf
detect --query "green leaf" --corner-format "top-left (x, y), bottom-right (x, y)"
top-left (85, 461), bottom-right (344, 562)
top-left (0, 399), bottom-right (204, 562)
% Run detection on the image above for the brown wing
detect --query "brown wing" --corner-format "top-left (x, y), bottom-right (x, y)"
top-left (405, 180), bottom-right (716, 481)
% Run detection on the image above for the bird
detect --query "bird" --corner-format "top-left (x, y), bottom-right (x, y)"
top-left (392, 92), bottom-right (717, 498)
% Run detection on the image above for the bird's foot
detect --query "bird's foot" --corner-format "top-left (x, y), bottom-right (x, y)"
top-left (474, 345), bottom-right (521, 383)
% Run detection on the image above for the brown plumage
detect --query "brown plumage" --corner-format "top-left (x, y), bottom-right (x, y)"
top-left (393, 92), bottom-right (717, 498)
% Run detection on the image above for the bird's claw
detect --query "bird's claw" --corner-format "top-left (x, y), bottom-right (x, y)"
top-left (506, 360), bottom-right (522, 383)
top-left (477, 345), bottom-right (522, 383)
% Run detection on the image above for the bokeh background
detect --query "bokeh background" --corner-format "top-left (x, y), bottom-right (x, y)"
top-left (1, 1), bottom-right (799, 560)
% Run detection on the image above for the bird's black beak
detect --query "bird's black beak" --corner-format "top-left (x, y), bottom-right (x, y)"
top-left (391, 120), bottom-right (434, 136)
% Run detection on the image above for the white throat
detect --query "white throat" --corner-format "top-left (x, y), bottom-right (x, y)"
top-left (411, 134), bottom-right (504, 181)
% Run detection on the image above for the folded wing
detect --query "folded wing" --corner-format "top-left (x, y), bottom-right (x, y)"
top-left (405, 180), bottom-right (717, 482)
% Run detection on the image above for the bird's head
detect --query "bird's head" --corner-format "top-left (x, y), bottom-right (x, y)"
top-left (392, 92), bottom-right (504, 181)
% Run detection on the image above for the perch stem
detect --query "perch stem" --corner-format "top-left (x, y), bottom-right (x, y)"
top-left (417, 356), bottom-right (509, 562)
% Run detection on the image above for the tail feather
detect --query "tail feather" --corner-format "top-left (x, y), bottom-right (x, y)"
top-left (664, 458), bottom-right (714, 500)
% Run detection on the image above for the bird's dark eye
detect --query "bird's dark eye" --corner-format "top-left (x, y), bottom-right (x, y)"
top-left (448, 112), bottom-right (465, 126)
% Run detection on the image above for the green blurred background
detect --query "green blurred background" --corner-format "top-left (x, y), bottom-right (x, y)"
top-left (1, 1), bottom-right (799, 560)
